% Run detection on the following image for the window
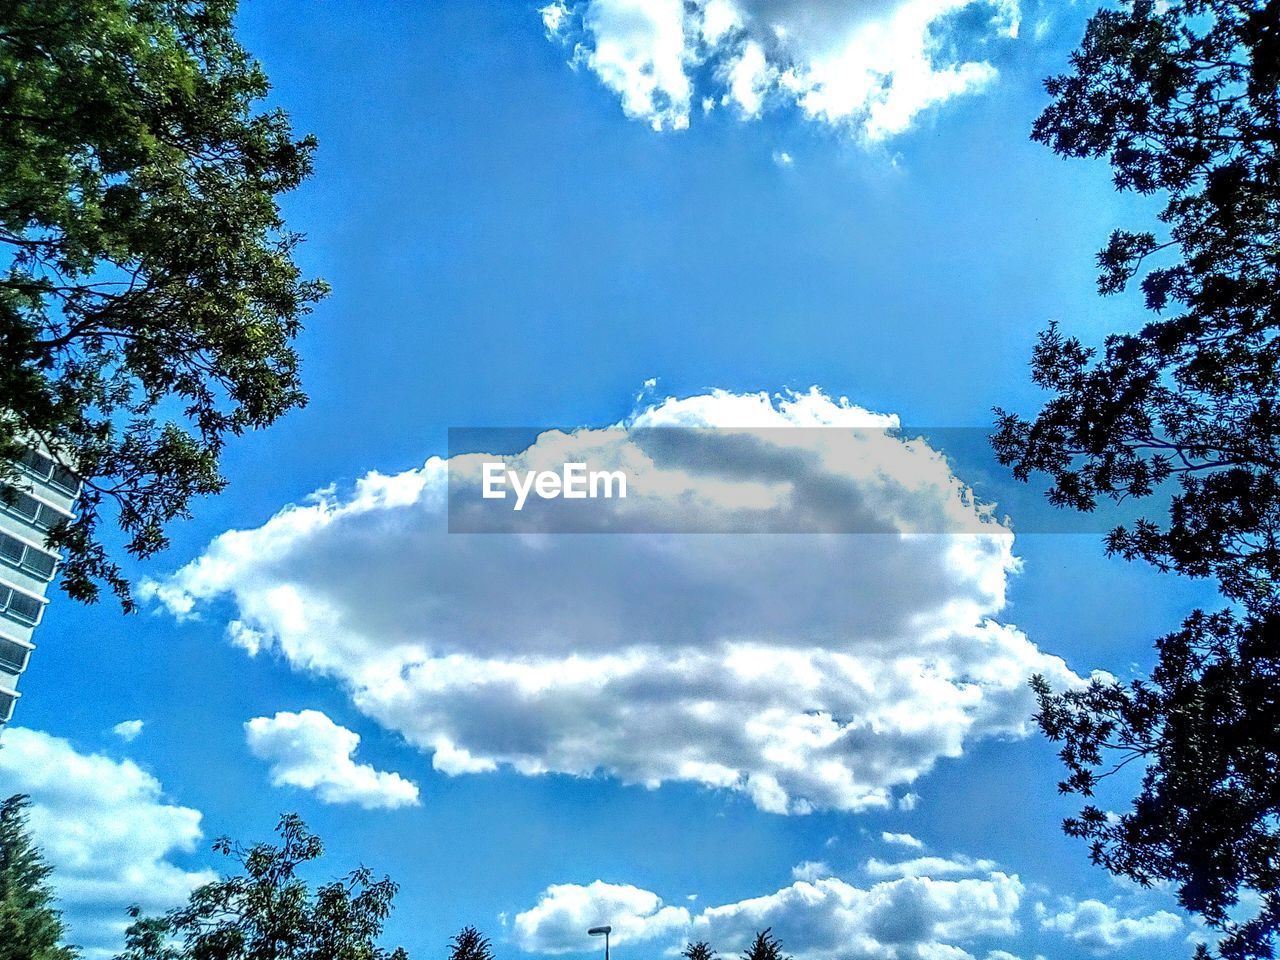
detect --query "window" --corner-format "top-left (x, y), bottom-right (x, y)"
top-left (0, 536), bottom-right (21, 566)
top-left (0, 688), bottom-right (16, 723)
top-left (15, 447), bottom-right (79, 496)
top-left (0, 531), bottom-right (57, 581)
top-left (0, 637), bottom-right (30, 673)
top-left (1, 491), bottom-right (66, 532)
top-left (0, 585), bottom-right (43, 626)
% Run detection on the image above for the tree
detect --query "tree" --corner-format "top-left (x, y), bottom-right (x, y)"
top-left (992, 1), bottom-right (1280, 957)
top-left (446, 927), bottom-right (493, 960)
top-left (1035, 608), bottom-right (1280, 960)
top-left (115, 813), bottom-right (409, 960)
top-left (993, 0), bottom-right (1280, 609)
top-left (681, 942), bottom-right (716, 960)
top-left (0, 794), bottom-right (77, 960)
top-left (740, 929), bottom-right (789, 960)
top-left (0, 0), bottom-right (327, 609)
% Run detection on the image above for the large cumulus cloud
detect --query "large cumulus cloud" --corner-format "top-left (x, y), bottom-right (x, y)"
top-left (512, 837), bottom-right (1191, 959)
top-left (539, 0), bottom-right (1020, 140)
top-left (144, 388), bottom-right (1077, 814)
top-left (513, 858), bottom-right (1027, 960)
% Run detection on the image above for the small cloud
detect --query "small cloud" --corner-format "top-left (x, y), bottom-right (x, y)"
top-left (245, 710), bottom-right (420, 810)
top-left (865, 855), bottom-right (998, 879)
top-left (112, 719), bottom-right (144, 742)
top-left (791, 860), bottom-right (833, 881)
top-left (1040, 898), bottom-right (1184, 952)
top-left (772, 150), bottom-right (794, 167)
top-left (539, 1), bottom-right (568, 35)
top-left (898, 792), bottom-right (920, 811)
top-left (514, 881), bottom-right (691, 952)
top-left (881, 831), bottom-right (924, 850)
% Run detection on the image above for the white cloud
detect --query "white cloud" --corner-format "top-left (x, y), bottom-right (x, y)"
top-left (865, 855), bottom-right (998, 879)
top-left (542, 0), bottom-right (1021, 141)
top-left (0, 727), bottom-right (213, 958)
top-left (244, 710), bottom-right (420, 810)
top-left (771, 149), bottom-right (794, 166)
top-left (514, 881), bottom-right (693, 952)
top-left (515, 861), bottom-right (1026, 960)
top-left (881, 832), bottom-right (924, 849)
top-left (144, 388), bottom-right (1078, 816)
top-left (898, 792), bottom-right (921, 811)
top-left (792, 860), bottom-right (834, 881)
top-left (1039, 898), bottom-right (1183, 953)
top-left (573, 0), bottom-right (693, 131)
top-left (111, 719), bottom-right (144, 742)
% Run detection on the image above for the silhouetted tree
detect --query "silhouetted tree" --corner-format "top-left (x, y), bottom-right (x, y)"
top-left (0, 795), bottom-right (76, 960)
top-left (993, 1), bottom-right (1280, 957)
top-left (1035, 608), bottom-right (1280, 960)
top-left (447, 927), bottom-right (493, 960)
top-left (681, 942), bottom-right (715, 960)
top-left (0, 0), bottom-right (326, 609)
top-left (740, 929), bottom-right (789, 960)
top-left (994, 0), bottom-right (1280, 611)
top-left (115, 813), bottom-right (408, 960)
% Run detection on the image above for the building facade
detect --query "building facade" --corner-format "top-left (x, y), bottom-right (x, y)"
top-left (0, 445), bottom-right (78, 724)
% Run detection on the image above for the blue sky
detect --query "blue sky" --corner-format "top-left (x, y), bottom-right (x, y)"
top-left (0, 2), bottom-right (1232, 960)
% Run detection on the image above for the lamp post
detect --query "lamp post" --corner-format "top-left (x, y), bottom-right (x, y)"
top-left (588, 925), bottom-right (611, 960)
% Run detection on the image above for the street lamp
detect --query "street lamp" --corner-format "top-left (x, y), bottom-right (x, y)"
top-left (588, 925), bottom-right (611, 960)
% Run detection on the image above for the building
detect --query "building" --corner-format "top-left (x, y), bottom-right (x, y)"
top-left (0, 444), bottom-right (79, 724)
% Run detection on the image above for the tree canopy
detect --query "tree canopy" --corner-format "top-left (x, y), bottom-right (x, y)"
top-left (0, 0), bottom-right (326, 608)
top-left (739, 929), bottom-right (789, 960)
top-left (681, 942), bottom-right (716, 960)
top-left (446, 927), bottom-right (493, 960)
top-left (0, 794), bottom-right (77, 960)
top-left (993, 1), bottom-right (1280, 957)
top-left (115, 813), bottom-right (408, 960)
top-left (993, 0), bottom-right (1280, 609)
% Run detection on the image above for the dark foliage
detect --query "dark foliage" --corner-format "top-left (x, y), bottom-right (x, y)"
top-left (447, 927), bottom-right (493, 960)
top-left (114, 813), bottom-right (408, 960)
top-left (0, 0), bottom-right (326, 608)
top-left (993, 0), bottom-right (1280, 610)
top-left (739, 929), bottom-right (789, 960)
top-left (681, 942), bottom-right (716, 960)
top-left (1035, 609), bottom-right (1280, 959)
top-left (0, 795), bottom-right (77, 960)
top-left (992, 1), bottom-right (1280, 957)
